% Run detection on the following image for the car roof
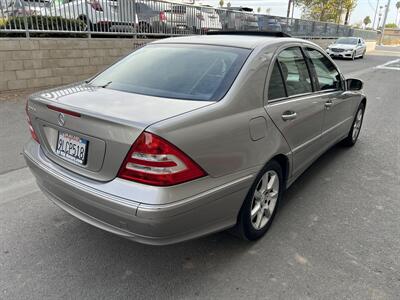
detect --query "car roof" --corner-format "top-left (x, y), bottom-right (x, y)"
top-left (151, 34), bottom-right (307, 50)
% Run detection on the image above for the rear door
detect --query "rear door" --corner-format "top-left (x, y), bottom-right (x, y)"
top-left (265, 46), bottom-right (326, 177)
top-left (304, 47), bottom-right (352, 147)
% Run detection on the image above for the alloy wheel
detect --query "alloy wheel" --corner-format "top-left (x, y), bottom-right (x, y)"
top-left (352, 107), bottom-right (364, 141)
top-left (250, 170), bottom-right (279, 230)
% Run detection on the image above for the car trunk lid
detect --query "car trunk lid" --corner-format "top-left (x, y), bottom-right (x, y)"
top-left (27, 83), bottom-right (213, 182)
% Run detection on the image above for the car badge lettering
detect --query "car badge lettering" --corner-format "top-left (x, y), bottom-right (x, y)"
top-left (58, 113), bottom-right (65, 127)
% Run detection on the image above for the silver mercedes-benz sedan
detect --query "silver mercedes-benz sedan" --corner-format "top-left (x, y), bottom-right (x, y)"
top-left (24, 33), bottom-right (366, 245)
top-left (326, 37), bottom-right (367, 60)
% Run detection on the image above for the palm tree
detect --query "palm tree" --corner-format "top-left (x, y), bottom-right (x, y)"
top-left (219, 0), bottom-right (224, 7)
top-left (363, 16), bottom-right (372, 28)
top-left (287, 0), bottom-right (293, 19)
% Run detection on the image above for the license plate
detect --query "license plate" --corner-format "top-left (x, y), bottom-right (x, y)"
top-left (55, 132), bottom-right (88, 165)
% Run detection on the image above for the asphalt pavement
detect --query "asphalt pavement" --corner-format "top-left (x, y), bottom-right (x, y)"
top-left (0, 47), bottom-right (399, 299)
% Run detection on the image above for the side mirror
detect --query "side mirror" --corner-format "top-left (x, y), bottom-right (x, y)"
top-left (346, 78), bottom-right (363, 91)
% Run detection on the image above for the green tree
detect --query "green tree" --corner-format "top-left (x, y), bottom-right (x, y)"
top-left (363, 16), bottom-right (371, 27)
top-left (219, 0), bottom-right (224, 7)
top-left (385, 23), bottom-right (397, 28)
top-left (257, 7), bottom-right (261, 13)
top-left (297, 0), bottom-right (357, 23)
top-left (343, 0), bottom-right (357, 25)
top-left (396, 1), bottom-right (400, 26)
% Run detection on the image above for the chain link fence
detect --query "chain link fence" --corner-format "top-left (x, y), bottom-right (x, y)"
top-left (0, 0), bottom-right (377, 40)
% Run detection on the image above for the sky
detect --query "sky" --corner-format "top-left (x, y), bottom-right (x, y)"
top-left (196, 0), bottom-right (399, 26)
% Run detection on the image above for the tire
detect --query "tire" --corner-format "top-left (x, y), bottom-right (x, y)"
top-left (351, 51), bottom-right (356, 60)
top-left (138, 22), bottom-right (151, 37)
top-left (361, 50), bottom-right (366, 59)
top-left (234, 160), bottom-right (284, 241)
top-left (342, 102), bottom-right (365, 147)
top-left (78, 16), bottom-right (92, 31)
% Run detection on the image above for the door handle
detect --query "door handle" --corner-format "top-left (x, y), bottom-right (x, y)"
top-left (325, 100), bottom-right (333, 109)
top-left (281, 111), bottom-right (297, 121)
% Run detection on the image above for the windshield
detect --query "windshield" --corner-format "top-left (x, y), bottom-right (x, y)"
top-left (90, 44), bottom-right (250, 101)
top-left (335, 37), bottom-right (358, 45)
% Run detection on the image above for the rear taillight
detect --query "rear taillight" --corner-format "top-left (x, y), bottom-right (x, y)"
top-left (118, 132), bottom-right (206, 186)
top-left (25, 101), bottom-right (40, 144)
top-left (159, 11), bottom-right (167, 21)
top-left (90, 0), bottom-right (103, 11)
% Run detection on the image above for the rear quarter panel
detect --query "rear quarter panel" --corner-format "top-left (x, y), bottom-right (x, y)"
top-left (147, 46), bottom-right (291, 179)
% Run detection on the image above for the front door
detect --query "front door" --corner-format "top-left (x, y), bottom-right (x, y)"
top-left (304, 47), bottom-right (353, 147)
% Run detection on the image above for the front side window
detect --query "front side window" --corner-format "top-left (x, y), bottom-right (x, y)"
top-left (306, 48), bottom-right (342, 91)
top-left (277, 47), bottom-right (313, 96)
top-left (90, 44), bottom-right (250, 101)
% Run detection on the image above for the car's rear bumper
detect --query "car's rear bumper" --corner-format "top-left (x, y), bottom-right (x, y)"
top-left (23, 140), bottom-right (253, 245)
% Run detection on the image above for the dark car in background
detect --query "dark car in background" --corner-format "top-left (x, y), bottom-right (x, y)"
top-left (218, 6), bottom-right (258, 31)
top-left (258, 15), bottom-right (282, 32)
top-left (135, 1), bottom-right (160, 32)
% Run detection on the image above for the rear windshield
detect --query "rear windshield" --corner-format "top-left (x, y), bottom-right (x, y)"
top-left (90, 44), bottom-right (250, 101)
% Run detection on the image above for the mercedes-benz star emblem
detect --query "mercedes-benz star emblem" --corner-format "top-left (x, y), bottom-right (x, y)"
top-left (58, 113), bottom-right (65, 127)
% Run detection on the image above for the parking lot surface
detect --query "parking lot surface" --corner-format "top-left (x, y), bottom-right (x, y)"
top-left (1, 47), bottom-right (399, 299)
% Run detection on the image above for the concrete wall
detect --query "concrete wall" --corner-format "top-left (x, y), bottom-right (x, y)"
top-left (0, 38), bottom-right (149, 92)
top-left (365, 41), bottom-right (377, 52)
top-left (380, 29), bottom-right (400, 45)
top-left (0, 37), bottom-right (377, 93)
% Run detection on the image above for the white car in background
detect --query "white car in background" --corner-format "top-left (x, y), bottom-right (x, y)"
top-left (326, 37), bottom-right (367, 60)
top-left (152, 4), bottom-right (222, 34)
top-left (49, 0), bottom-right (138, 32)
top-left (0, 0), bottom-right (51, 18)
top-left (192, 6), bottom-right (222, 33)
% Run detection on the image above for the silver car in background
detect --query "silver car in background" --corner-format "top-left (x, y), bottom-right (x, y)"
top-left (0, 0), bottom-right (51, 17)
top-left (326, 37), bottom-right (367, 60)
top-left (24, 33), bottom-right (366, 245)
top-left (49, 0), bottom-right (138, 32)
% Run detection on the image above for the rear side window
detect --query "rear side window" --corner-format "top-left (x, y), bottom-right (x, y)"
top-left (90, 44), bottom-right (250, 101)
top-left (277, 47), bottom-right (313, 96)
top-left (306, 48), bottom-right (342, 91)
top-left (268, 61), bottom-right (286, 100)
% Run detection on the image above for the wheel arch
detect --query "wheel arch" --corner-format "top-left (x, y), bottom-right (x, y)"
top-left (232, 154), bottom-right (289, 239)
top-left (360, 96), bottom-right (367, 108)
top-left (270, 154), bottom-right (290, 189)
